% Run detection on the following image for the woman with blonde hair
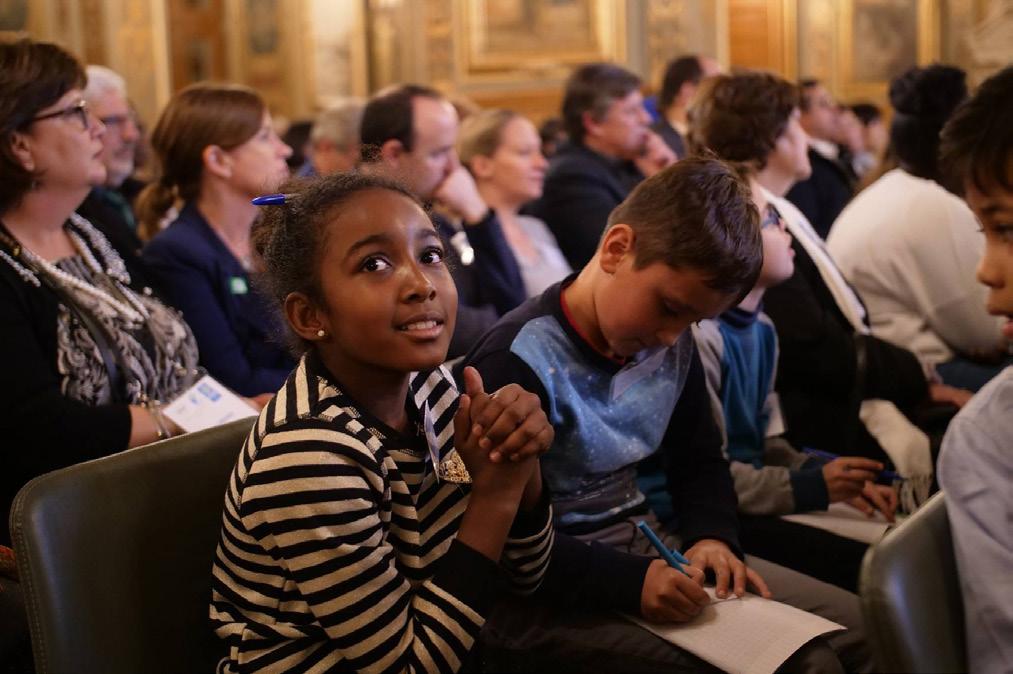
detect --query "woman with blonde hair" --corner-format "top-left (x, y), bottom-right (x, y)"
top-left (459, 110), bottom-right (571, 297)
top-left (140, 84), bottom-right (293, 398)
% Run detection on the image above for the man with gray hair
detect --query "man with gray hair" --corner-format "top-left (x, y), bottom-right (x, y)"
top-left (84, 65), bottom-right (141, 192)
top-left (299, 98), bottom-right (364, 177)
top-left (76, 64), bottom-right (151, 286)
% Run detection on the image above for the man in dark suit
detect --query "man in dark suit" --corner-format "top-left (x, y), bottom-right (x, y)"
top-left (785, 80), bottom-right (855, 240)
top-left (527, 63), bottom-right (674, 269)
top-left (77, 65), bottom-right (152, 287)
top-left (652, 54), bottom-right (721, 158)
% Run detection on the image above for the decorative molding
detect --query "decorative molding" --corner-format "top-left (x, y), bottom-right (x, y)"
top-left (453, 0), bottom-right (624, 86)
top-left (226, 0), bottom-right (313, 119)
top-left (644, 0), bottom-right (724, 88)
top-left (307, 0), bottom-right (369, 105)
top-left (102, 0), bottom-right (171, 128)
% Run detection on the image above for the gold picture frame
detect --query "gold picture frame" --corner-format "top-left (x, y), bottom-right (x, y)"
top-left (837, 0), bottom-right (939, 99)
top-left (455, 0), bottom-right (625, 83)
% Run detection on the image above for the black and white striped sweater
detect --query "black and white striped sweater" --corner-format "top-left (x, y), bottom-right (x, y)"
top-left (210, 351), bottom-right (553, 673)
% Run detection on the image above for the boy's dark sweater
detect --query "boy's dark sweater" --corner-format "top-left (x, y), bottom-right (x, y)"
top-left (459, 279), bottom-right (742, 611)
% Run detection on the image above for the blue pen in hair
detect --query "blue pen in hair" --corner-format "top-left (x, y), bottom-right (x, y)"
top-left (251, 193), bottom-right (292, 206)
top-left (637, 521), bottom-right (691, 577)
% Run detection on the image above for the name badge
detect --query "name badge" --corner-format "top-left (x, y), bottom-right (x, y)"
top-left (423, 402), bottom-right (471, 484)
top-left (229, 276), bottom-right (249, 295)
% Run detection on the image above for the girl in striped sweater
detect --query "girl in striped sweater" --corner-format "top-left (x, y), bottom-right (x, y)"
top-left (210, 173), bottom-right (555, 673)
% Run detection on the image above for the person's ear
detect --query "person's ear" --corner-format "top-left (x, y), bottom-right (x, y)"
top-left (582, 110), bottom-right (603, 140)
top-left (378, 139), bottom-right (406, 167)
top-left (9, 132), bottom-right (35, 172)
top-left (599, 224), bottom-right (635, 274)
top-left (470, 154), bottom-right (494, 180)
top-left (285, 291), bottom-right (331, 344)
top-left (202, 145), bottom-right (232, 180)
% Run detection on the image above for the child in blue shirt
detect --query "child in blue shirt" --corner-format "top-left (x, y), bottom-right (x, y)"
top-left (464, 158), bottom-right (872, 672)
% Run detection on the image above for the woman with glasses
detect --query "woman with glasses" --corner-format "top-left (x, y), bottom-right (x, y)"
top-left (138, 84), bottom-right (294, 399)
top-left (0, 39), bottom-right (203, 541)
top-left (1, 36), bottom-right (208, 505)
top-left (0, 44), bottom-right (203, 666)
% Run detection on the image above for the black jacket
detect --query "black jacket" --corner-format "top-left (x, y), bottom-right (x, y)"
top-left (526, 142), bottom-right (644, 269)
top-left (431, 210), bottom-right (525, 358)
top-left (0, 247), bottom-right (132, 545)
top-left (785, 149), bottom-right (854, 240)
top-left (763, 232), bottom-right (928, 455)
top-left (651, 118), bottom-right (686, 158)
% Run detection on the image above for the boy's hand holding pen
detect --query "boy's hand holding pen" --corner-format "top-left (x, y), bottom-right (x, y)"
top-left (637, 522), bottom-right (710, 623)
top-left (804, 448), bottom-right (900, 522)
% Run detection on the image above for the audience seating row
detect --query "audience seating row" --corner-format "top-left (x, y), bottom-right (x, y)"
top-left (10, 421), bottom-right (965, 673)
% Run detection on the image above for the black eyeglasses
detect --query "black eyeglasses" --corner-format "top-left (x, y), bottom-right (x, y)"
top-left (99, 113), bottom-right (137, 129)
top-left (760, 205), bottom-right (784, 230)
top-left (28, 100), bottom-right (91, 131)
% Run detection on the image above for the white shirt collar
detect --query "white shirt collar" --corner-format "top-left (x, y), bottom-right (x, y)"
top-left (809, 138), bottom-right (839, 161)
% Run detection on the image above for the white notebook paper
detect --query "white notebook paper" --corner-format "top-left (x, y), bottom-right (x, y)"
top-left (627, 588), bottom-right (845, 674)
top-left (781, 502), bottom-right (894, 544)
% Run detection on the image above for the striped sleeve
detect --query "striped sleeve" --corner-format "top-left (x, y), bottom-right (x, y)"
top-left (500, 492), bottom-right (554, 595)
top-left (238, 427), bottom-right (503, 674)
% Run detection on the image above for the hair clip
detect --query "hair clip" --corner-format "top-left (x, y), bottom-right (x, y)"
top-left (251, 193), bottom-right (293, 206)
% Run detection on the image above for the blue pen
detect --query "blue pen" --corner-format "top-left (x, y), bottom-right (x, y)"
top-left (670, 547), bottom-right (692, 566)
top-left (802, 447), bottom-right (901, 483)
top-left (637, 521), bottom-right (691, 577)
top-left (251, 193), bottom-right (293, 206)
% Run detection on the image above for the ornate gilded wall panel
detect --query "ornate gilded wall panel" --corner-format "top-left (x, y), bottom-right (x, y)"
top-left (644, 0), bottom-right (724, 90)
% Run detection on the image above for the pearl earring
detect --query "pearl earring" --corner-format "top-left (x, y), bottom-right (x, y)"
top-left (316, 329), bottom-right (326, 338)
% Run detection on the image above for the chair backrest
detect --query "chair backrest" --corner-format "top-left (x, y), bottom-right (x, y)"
top-left (10, 418), bottom-right (255, 674)
top-left (859, 492), bottom-right (967, 673)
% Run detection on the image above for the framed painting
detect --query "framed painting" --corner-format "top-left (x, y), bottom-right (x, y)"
top-left (838, 0), bottom-right (939, 98)
top-left (0, 0), bottom-right (29, 33)
top-left (456, 0), bottom-right (625, 81)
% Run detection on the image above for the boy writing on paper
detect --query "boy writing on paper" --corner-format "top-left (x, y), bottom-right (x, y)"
top-left (937, 65), bottom-right (1013, 674)
top-left (463, 158), bottom-right (872, 672)
top-left (668, 71), bottom-right (899, 593)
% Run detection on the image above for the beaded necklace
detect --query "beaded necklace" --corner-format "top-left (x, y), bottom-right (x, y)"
top-left (0, 214), bottom-right (149, 325)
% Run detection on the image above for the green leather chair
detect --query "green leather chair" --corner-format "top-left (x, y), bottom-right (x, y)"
top-left (859, 492), bottom-right (967, 673)
top-left (9, 418), bottom-right (255, 674)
